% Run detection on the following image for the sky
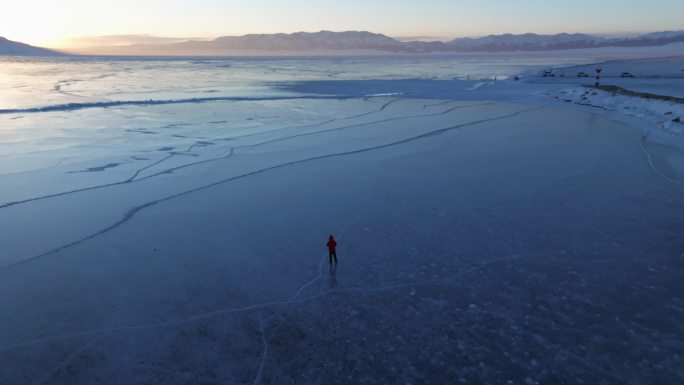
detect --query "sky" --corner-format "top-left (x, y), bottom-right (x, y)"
top-left (2, 0), bottom-right (683, 48)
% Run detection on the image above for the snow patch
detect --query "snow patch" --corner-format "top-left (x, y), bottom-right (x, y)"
top-left (550, 86), bottom-right (684, 139)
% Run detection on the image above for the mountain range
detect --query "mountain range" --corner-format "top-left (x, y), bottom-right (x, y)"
top-left (2, 30), bottom-right (684, 56)
top-left (448, 31), bottom-right (684, 51)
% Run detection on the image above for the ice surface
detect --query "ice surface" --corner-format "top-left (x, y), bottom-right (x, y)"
top-left (532, 56), bottom-right (684, 164)
top-left (0, 56), bottom-right (683, 385)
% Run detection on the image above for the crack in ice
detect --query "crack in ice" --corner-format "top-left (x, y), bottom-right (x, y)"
top-left (0, 95), bottom-right (358, 115)
top-left (639, 134), bottom-right (684, 186)
top-left (32, 342), bottom-right (92, 385)
top-left (0, 251), bottom-right (527, 353)
top-left (252, 313), bottom-right (268, 385)
top-left (288, 208), bottom-right (365, 303)
top-left (2, 105), bottom-right (537, 270)
top-left (1, 98), bottom-right (472, 210)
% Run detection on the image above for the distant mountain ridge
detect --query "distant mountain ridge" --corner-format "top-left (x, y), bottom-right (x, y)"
top-left (90, 31), bottom-right (416, 55)
top-left (4, 30), bottom-right (684, 57)
top-left (449, 33), bottom-right (605, 51)
top-left (0, 36), bottom-right (63, 56)
top-left (110, 30), bottom-right (684, 55)
top-left (213, 31), bottom-right (403, 51)
top-left (448, 30), bottom-right (684, 51)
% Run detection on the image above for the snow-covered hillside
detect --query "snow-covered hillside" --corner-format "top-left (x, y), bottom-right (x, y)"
top-left (91, 31), bottom-right (417, 55)
top-left (450, 33), bottom-right (605, 50)
top-left (66, 30), bottom-right (684, 56)
top-left (0, 37), bottom-right (62, 56)
top-left (212, 31), bottom-right (403, 51)
top-left (449, 31), bottom-right (684, 51)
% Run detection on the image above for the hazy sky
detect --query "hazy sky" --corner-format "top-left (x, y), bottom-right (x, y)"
top-left (3, 0), bottom-right (683, 47)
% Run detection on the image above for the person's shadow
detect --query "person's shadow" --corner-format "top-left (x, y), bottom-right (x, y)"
top-left (328, 263), bottom-right (337, 289)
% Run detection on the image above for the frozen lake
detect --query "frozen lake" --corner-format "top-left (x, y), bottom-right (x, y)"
top-left (1, 56), bottom-right (683, 384)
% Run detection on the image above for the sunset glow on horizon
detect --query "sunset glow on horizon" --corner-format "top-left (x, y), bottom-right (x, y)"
top-left (2, 0), bottom-right (683, 48)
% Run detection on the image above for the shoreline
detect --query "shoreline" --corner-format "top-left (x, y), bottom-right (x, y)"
top-left (525, 55), bottom-right (684, 183)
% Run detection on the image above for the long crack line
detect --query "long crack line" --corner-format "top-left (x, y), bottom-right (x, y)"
top-left (3, 105), bottom-right (535, 271)
top-left (0, 250), bottom-right (531, 353)
top-left (252, 312), bottom-right (268, 385)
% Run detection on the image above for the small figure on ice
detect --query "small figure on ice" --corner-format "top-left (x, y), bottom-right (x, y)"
top-left (327, 234), bottom-right (338, 264)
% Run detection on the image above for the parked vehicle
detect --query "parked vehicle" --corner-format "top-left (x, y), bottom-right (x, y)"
top-left (620, 72), bottom-right (634, 78)
top-left (577, 72), bottom-right (589, 78)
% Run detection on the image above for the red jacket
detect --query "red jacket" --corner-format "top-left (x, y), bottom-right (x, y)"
top-left (327, 236), bottom-right (337, 252)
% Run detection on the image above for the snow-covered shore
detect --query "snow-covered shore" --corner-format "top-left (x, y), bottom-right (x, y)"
top-left (532, 56), bottom-right (684, 181)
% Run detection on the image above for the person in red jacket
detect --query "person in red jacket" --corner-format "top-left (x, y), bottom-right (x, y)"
top-left (327, 234), bottom-right (337, 264)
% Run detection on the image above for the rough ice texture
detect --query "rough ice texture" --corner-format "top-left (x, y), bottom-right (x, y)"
top-left (0, 57), bottom-right (683, 385)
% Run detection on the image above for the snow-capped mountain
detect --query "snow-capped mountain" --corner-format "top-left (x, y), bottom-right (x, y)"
top-left (188, 30), bottom-right (684, 54)
top-left (639, 30), bottom-right (684, 40)
top-left (105, 31), bottom-right (416, 55)
top-left (448, 31), bottom-right (684, 52)
top-left (79, 31), bottom-right (416, 55)
top-left (0, 37), bottom-right (62, 56)
top-left (60, 30), bottom-right (684, 56)
top-left (616, 30), bottom-right (684, 47)
top-left (212, 31), bottom-right (404, 51)
top-left (450, 33), bottom-right (605, 50)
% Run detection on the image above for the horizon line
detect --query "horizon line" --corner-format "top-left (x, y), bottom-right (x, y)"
top-left (7, 28), bottom-right (680, 50)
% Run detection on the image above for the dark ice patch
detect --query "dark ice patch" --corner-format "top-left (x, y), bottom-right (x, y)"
top-left (68, 163), bottom-right (121, 173)
top-left (126, 128), bottom-right (157, 134)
